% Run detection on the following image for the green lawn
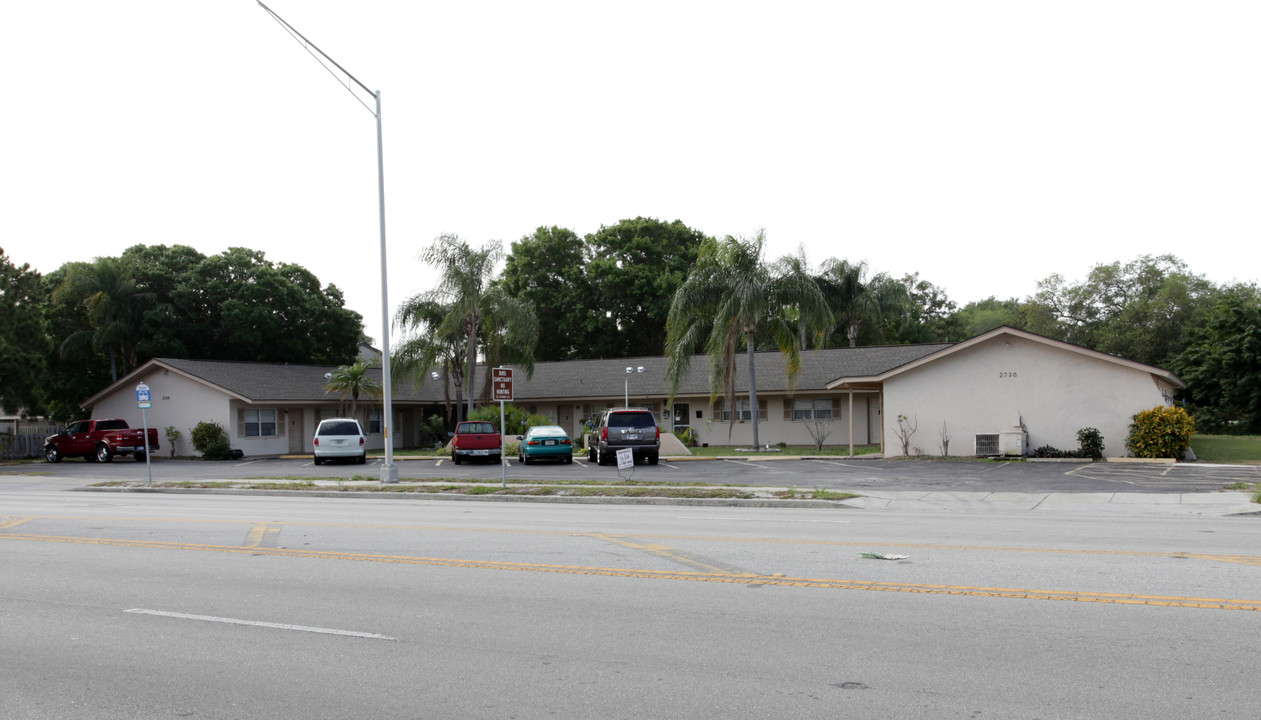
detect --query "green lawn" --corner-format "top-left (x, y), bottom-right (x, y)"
top-left (1189, 435), bottom-right (1261, 464)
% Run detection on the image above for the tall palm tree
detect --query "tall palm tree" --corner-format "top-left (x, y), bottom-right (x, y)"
top-left (400, 235), bottom-right (537, 422)
top-left (817, 259), bottom-right (904, 347)
top-left (665, 231), bottom-right (830, 449)
top-left (323, 358), bottom-right (382, 418)
top-left (392, 298), bottom-right (465, 426)
top-left (53, 257), bottom-right (152, 382)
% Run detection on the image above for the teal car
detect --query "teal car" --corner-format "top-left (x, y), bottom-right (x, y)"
top-left (517, 425), bottom-right (573, 464)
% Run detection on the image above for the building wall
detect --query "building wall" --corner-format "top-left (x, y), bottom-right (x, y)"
top-left (881, 335), bottom-right (1175, 458)
top-left (90, 368), bottom-right (230, 457)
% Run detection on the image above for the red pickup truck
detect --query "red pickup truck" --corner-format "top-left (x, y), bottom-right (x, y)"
top-left (451, 421), bottom-right (501, 464)
top-left (44, 419), bottom-right (160, 463)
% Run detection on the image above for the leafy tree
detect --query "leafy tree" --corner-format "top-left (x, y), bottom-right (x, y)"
top-left (1029, 255), bottom-right (1216, 366)
top-left (52, 256), bottom-right (152, 382)
top-left (885, 273), bottom-right (958, 344)
top-left (499, 226), bottom-right (606, 362)
top-left (402, 235), bottom-right (537, 422)
top-left (665, 231), bottom-right (830, 449)
top-left (122, 244), bottom-right (209, 359)
top-left (324, 357), bottom-right (382, 418)
top-left (0, 248), bottom-right (51, 414)
top-left (951, 297), bottom-right (1023, 340)
top-left (1170, 284), bottom-right (1261, 433)
top-left (184, 247), bottom-right (362, 364)
top-left (585, 218), bottom-right (708, 357)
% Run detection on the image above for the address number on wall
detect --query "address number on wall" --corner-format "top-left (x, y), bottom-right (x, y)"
top-left (999, 372), bottom-right (1018, 378)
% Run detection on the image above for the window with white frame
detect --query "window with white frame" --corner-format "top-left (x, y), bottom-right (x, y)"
top-left (244, 409), bottom-right (277, 437)
top-left (369, 409), bottom-right (382, 434)
top-left (793, 399), bottom-right (833, 421)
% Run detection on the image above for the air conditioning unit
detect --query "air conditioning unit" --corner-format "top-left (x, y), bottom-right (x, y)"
top-left (999, 432), bottom-right (1026, 456)
top-left (975, 434), bottom-right (999, 455)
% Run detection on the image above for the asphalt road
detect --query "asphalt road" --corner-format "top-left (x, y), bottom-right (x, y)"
top-left (3, 479), bottom-right (1261, 719)
top-left (12, 453), bottom-right (1261, 494)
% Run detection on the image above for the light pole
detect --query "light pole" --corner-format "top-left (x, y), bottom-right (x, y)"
top-left (257, 2), bottom-right (398, 483)
top-left (624, 366), bottom-right (644, 407)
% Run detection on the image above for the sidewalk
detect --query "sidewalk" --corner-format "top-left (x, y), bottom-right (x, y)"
top-left (842, 490), bottom-right (1260, 517)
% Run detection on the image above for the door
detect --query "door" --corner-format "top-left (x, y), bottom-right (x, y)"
top-left (288, 410), bottom-right (304, 454)
top-left (672, 403), bottom-right (690, 434)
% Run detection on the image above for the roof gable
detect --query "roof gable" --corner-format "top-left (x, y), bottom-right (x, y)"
top-left (826, 326), bottom-right (1184, 389)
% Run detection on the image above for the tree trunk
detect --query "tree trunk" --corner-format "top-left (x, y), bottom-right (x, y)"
top-left (747, 331), bottom-right (759, 450)
top-left (465, 314), bottom-right (479, 422)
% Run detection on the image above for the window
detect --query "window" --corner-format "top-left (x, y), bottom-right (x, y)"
top-left (369, 409), bottom-right (382, 434)
top-left (717, 398), bottom-right (765, 421)
top-left (244, 409), bottom-right (277, 437)
top-left (793, 399), bottom-right (833, 421)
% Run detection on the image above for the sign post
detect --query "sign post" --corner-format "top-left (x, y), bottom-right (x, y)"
top-left (493, 368), bottom-right (513, 488)
top-left (136, 383), bottom-right (153, 487)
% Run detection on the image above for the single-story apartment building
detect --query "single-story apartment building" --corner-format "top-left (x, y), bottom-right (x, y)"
top-left (81, 326), bottom-right (1182, 459)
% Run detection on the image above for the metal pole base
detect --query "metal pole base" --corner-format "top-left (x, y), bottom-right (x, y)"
top-left (380, 463), bottom-right (399, 484)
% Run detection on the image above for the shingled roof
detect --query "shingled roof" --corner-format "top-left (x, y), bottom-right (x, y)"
top-left (92, 343), bottom-right (954, 407)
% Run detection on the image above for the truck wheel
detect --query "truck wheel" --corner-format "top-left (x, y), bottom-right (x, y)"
top-left (45, 445), bottom-right (62, 463)
top-left (134, 451), bottom-right (146, 462)
top-left (648, 453), bottom-right (659, 465)
top-left (588, 446), bottom-right (596, 462)
top-left (96, 444), bottom-right (113, 463)
top-left (452, 454), bottom-right (462, 465)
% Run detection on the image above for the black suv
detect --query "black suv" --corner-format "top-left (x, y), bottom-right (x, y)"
top-left (587, 408), bottom-right (660, 466)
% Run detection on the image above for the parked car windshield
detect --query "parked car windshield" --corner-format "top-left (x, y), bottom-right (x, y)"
top-left (528, 426), bottom-right (566, 436)
top-left (318, 421), bottom-right (361, 436)
top-left (607, 412), bottom-right (654, 428)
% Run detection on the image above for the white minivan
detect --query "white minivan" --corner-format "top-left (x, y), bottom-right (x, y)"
top-left (313, 418), bottom-right (366, 465)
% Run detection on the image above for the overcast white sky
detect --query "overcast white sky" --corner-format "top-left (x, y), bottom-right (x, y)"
top-left (4, 1), bottom-right (1258, 348)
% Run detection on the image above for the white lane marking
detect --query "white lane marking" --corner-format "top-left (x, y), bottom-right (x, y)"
top-left (675, 516), bottom-right (850, 524)
top-left (125, 609), bottom-right (396, 640)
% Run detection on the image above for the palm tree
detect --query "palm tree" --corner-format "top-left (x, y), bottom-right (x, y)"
top-left (323, 358), bottom-right (382, 418)
top-left (665, 231), bottom-right (830, 449)
top-left (53, 257), bottom-right (152, 382)
top-left (399, 235), bottom-right (537, 422)
top-left (392, 298), bottom-right (465, 426)
top-left (817, 259), bottom-right (905, 347)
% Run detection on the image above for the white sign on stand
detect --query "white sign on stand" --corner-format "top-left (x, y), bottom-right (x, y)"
top-left (616, 448), bottom-right (634, 470)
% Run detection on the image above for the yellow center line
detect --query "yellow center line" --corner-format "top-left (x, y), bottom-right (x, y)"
top-left (3, 532), bottom-right (1258, 612)
top-left (8, 515), bottom-right (1260, 566)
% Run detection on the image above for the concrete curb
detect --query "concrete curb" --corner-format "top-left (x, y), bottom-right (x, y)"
top-left (72, 485), bottom-right (853, 508)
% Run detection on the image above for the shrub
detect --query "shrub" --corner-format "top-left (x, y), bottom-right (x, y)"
top-left (468, 404), bottom-right (550, 436)
top-left (1076, 427), bottom-right (1105, 460)
top-left (1030, 445), bottom-right (1070, 458)
top-left (189, 421), bottom-right (232, 461)
top-left (164, 425), bottom-right (182, 458)
top-left (1126, 406), bottom-right (1196, 459)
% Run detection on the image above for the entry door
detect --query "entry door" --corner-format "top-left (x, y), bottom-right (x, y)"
top-left (288, 410), bottom-right (304, 454)
top-left (673, 403), bottom-right (690, 433)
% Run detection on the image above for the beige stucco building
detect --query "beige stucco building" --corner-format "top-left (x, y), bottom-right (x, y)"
top-left (82, 327), bottom-right (1182, 459)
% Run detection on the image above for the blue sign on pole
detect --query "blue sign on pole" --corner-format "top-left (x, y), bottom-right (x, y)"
top-left (137, 383), bottom-right (151, 408)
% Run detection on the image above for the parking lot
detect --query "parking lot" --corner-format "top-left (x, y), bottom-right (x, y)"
top-left (9, 454), bottom-right (1260, 495)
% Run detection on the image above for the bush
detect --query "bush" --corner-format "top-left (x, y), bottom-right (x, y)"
top-left (1126, 406), bottom-right (1196, 459)
top-left (468, 404), bottom-right (551, 436)
top-left (190, 421), bottom-right (232, 461)
top-left (1030, 445), bottom-right (1077, 459)
top-left (1076, 427), bottom-right (1105, 460)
